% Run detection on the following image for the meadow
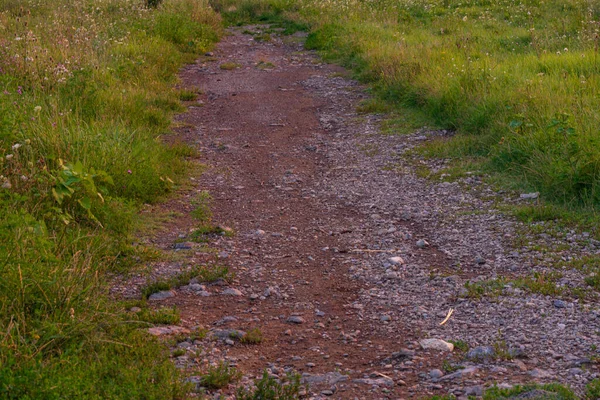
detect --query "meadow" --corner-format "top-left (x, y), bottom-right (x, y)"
top-left (0, 0), bottom-right (220, 396)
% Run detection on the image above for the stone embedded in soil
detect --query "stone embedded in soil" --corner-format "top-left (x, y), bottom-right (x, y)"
top-left (174, 242), bottom-right (194, 249)
top-left (429, 369), bottom-right (444, 379)
top-left (287, 315), bottom-right (305, 324)
top-left (212, 329), bottom-right (246, 340)
top-left (388, 256), bottom-right (405, 265)
top-left (147, 325), bottom-right (190, 336)
top-left (419, 338), bottom-right (454, 352)
top-left (464, 385), bottom-right (484, 397)
top-left (416, 239), bottom-right (428, 248)
top-left (148, 290), bottom-right (175, 301)
top-left (439, 366), bottom-right (478, 381)
top-left (553, 299), bottom-right (567, 308)
top-left (353, 377), bottom-right (394, 387)
top-left (466, 345), bottom-right (496, 361)
top-left (222, 288), bottom-right (243, 296)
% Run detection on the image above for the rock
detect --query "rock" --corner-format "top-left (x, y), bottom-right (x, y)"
top-left (475, 256), bottom-right (486, 265)
top-left (321, 390), bottom-right (334, 396)
top-left (388, 256), bottom-right (405, 265)
top-left (130, 307), bottom-right (142, 313)
top-left (553, 299), bottom-right (567, 308)
top-left (188, 283), bottom-right (205, 291)
top-left (380, 315), bottom-right (391, 322)
top-left (204, 52), bottom-right (214, 56)
top-left (429, 369), bottom-right (444, 379)
top-left (416, 239), bottom-right (429, 248)
top-left (464, 385), bottom-right (484, 396)
top-left (529, 368), bottom-right (551, 379)
top-left (420, 338), bottom-right (454, 352)
top-left (148, 290), bottom-right (175, 301)
top-left (306, 362), bottom-right (316, 368)
top-left (513, 360), bottom-right (527, 371)
top-left (215, 316), bottom-right (238, 325)
top-left (439, 366), bottom-right (478, 381)
top-left (520, 192), bottom-right (539, 199)
top-left (301, 372), bottom-right (348, 385)
top-left (222, 288), bottom-right (243, 296)
top-left (353, 377), bottom-right (394, 387)
top-left (466, 346), bottom-right (496, 361)
top-left (287, 316), bottom-right (305, 324)
top-left (174, 242), bottom-right (194, 249)
top-left (212, 329), bottom-right (246, 340)
top-left (197, 290), bottom-right (211, 297)
top-left (147, 325), bottom-right (190, 336)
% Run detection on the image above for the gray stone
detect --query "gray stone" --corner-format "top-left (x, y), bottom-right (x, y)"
top-left (174, 242), bottom-right (193, 249)
top-left (429, 369), bottom-right (444, 379)
top-left (466, 345), bottom-right (496, 361)
top-left (301, 372), bottom-right (348, 385)
top-left (512, 389), bottom-right (560, 399)
top-left (148, 290), bottom-right (175, 301)
top-left (416, 239), bottom-right (428, 248)
top-left (553, 299), bottom-right (567, 308)
top-left (520, 192), bottom-right (539, 199)
top-left (188, 283), bottom-right (205, 291)
top-left (439, 366), bottom-right (478, 381)
top-left (388, 256), bottom-right (405, 265)
top-left (464, 385), bottom-right (484, 396)
top-left (212, 329), bottom-right (246, 340)
top-left (222, 288), bottom-right (243, 296)
top-left (353, 377), bottom-right (394, 387)
top-left (420, 338), bottom-right (454, 352)
top-left (287, 315), bottom-right (305, 324)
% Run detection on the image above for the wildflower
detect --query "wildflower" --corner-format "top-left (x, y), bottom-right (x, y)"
top-left (127, 169), bottom-right (132, 174)
top-left (462, 15), bottom-right (468, 21)
top-left (24, 139), bottom-right (30, 145)
top-left (5, 154), bottom-right (13, 160)
top-left (1, 181), bottom-right (11, 189)
top-left (34, 106), bottom-right (41, 112)
top-left (564, 48), bottom-right (568, 52)
top-left (20, 175), bottom-right (28, 181)
top-left (12, 143), bottom-right (21, 150)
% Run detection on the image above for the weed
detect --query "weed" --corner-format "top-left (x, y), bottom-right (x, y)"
top-left (448, 340), bottom-right (469, 353)
top-left (178, 89), bottom-right (200, 102)
top-left (241, 328), bottom-right (264, 344)
top-left (137, 306), bottom-right (181, 325)
top-left (237, 370), bottom-right (303, 400)
top-left (512, 271), bottom-right (563, 296)
top-left (220, 62), bottom-right (242, 70)
top-left (483, 382), bottom-right (577, 399)
top-left (172, 348), bottom-right (186, 357)
top-left (587, 379), bottom-right (600, 399)
top-left (200, 362), bottom-right (241, 389)
top-left (191, 190), bottom-right (213, 222)
top-left (141, 264), bottom-right (233, 299)
top-left (256, 60), bottom-right (276, 69)
top-left (464, 278), bottom-right (507, 299)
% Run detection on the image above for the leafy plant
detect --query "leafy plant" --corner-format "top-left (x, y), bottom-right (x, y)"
top-left (237, 370), bottom-right (303, 400)
top-left (200, 362), bottom-right (241, 389)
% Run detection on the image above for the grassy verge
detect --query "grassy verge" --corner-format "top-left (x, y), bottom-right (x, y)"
top-left (0, 0), bottom-right (221, 397)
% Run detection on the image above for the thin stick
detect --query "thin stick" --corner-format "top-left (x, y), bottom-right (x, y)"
top-left (439, 308), bottom-right (454, 326)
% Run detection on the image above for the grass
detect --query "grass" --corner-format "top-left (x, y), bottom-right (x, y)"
top-left (200, 362), bottom-right (242, 389)
top-left (141, 264), bottom-right (233, 299)
top-left (0, 0), bottom-right (221, 396)
top-left (240, 328), bottom-right (264, 344)
top-left (237, 370), bottom-right (303, 400)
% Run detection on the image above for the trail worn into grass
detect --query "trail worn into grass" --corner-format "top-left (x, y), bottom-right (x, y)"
top-left (130, 27), bottom-right (599, 398)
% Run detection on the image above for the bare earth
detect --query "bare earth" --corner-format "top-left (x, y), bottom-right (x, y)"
top-left (115, 27), bottom-right (600, 399)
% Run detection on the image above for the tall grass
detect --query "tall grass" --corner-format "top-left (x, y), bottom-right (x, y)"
top-left (0, 0), bottom-right (220, 396)
top-left (219, 0), bottom-right (600, 208)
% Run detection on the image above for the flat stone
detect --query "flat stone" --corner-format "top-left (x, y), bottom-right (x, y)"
top-left (416, 239), bottom-right (429, 248)
top-left (553, 299), bottom-right (567, 308)
top-left (174, 242), bottom-right (194, 249)
top-left (439, 366), bottom-right (478, 381)
top-left (222, 288), bottom-right (243, 296)
top-left (148, 290), bottom-right (175, 301)
top-left (301, 372), bottom-right (348, 385)
top-left (188, 283), bottom-right (205, 291)
top-left (420, 338), bottom-right (454, 352)
top-left (147, 325), bottom-right (190, 336)
top-left (212, 329), bottom-right (246, 340)
top-left (429, 369), bottom-right (444, 379)
top-left (353, 377), bottom-right (394, 387)
top-left (529, 368), bottom-right (552, 379)
top-left (464, 385), bottom-right (484, 396)
top-left (520, 192), bottom-right (539, 199)
top-left (388, 256), bottom-right (405, 265)
top-left (287, 316), bottom-right (305, 324)
top-left (466, 346), bottom-right (496, 361)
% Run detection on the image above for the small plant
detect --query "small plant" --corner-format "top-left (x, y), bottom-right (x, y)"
top-left (172, 348), bottom-right (186, 357)
top-left (178, 89), bottom-right (200, 102)
top-left (200, 362), bottom-right (241, 390)
top-left (191, 190), bottom-right (212, 222)
top-left (448, 339), bottom-right (469, 353)
top-left (237, 370), bottom-right (303, 400)
top-left (220, 62), bottom-right (242, 70)
top-left (241, 328), bottom-right (263, 344)
top-left (464, 278), bottom-right (507, 299)
top-left (512, 271), bottom-right (563, 296)
top-left (492, 338), bottom-right (513, 361)
top-left (587, 378), bottom-right (600, 399)
top-left (136, 307), bottom-right (180, 325)
top-left (441, 360), bottom-right (462, 373)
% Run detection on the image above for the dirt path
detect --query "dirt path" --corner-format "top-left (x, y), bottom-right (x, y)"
top-left (121, 27), bottom-right (599, 398)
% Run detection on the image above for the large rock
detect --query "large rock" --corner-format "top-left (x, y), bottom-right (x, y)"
top-left (420, 338), bottom-right (454, 352)
top-left (148, 290), bottom-right (175, 301)
top-left (466, 345), bottom-right (496, 361)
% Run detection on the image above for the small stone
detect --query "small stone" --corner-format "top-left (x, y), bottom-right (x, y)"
top-left (188, 283), bottom-right (205, 291)
top-left (529, 368), bottom-right (551, 379)
top-left (388, 256), bottom-right (405, 265)
top-left (306, 363), bottom-right (316, 368)
top-left (466, 346), bottom-right (495, 361)
top-left (130, 307), bottom-right (142, 313)
top-left (174, 242), bottom-right (193, 249)
top-left (148, 290), bottom-right (175, 301)
top-left (514, 360), bottom-right (527, 371)
top-left (416, 239), bottom-right (429, 248)
top-left (287, 316), bottom-right (305, 324)
top-left (475, 256), bottom-right (486, 265)
top-left (520, 192), bottom-right (539, 199)
top-left (197, 290), bottom-right (211, 297)
top-left (464, 386), bottom-right (484, 396)
top-left (553, 299), bottom-right (567, 308)
top-left (222, 288), bottom-right (243, 296)
top-left (429, 369), bottom-right (444, 379)
top-left (353, 377), bottom-right (394, 387)
top-left (147, 325), bottom-right (190, 336)
top-left (321, 390), bottom-right (334, 396)
top-left (380, 315), bottom-right (391, 322)
top-left (255, 229), bottom-right (266, 236)
top-left (439, 366), bottom-right (478, 381)
top-left (419, 338), bottom-right (454, 352)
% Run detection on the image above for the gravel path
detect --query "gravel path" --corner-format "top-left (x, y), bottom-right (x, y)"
top-left (114, 26), bottom-right (600, 399)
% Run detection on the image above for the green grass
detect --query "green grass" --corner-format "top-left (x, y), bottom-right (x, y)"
top-left (237, 370), bottom-right (303, 400)
top-left (200, 362), bottom-right (242, 389)
top-left (0, 0), bottom-right (221, 396)
top-left (141, 264), bottom-right (233, 299)
top-left (240, 328), bottom-right (264, 344)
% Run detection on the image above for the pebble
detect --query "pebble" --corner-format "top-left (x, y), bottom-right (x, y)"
top-left (553, 299), bottom-right (567, 308)
top-left (388, 256), bottom-right (405, 265)
top-left (416, 239), bottom-right (428, 248)
top-left (439, 367), bottom-right (478, 381)
top-left (429, 369), bottom-right (444, 379)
